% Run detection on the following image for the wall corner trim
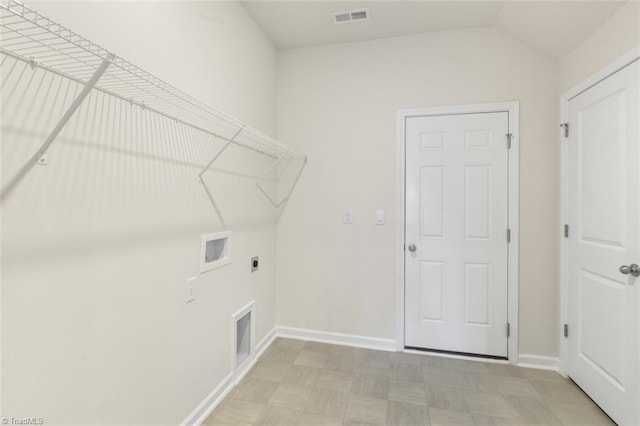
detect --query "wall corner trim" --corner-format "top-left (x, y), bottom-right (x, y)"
top-left (276, 326), bottom-right (397, 352)
top-left (517, 354), bottom-right (561, 372)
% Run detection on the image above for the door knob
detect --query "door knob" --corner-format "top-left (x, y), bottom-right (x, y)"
top-left (407, 244), bottom-right (417, 252)
top-left (619, 264), bottom-right (640, 277)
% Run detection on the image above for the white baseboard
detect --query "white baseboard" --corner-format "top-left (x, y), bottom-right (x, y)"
top-left (182, 326), bottom-right (277, 426)
top-left (180, 373), bottom-right (233, 426)
top-left (276, 326), bottom-right (397, 352)
top-left (257, 326), bottom-right (278, 357)
top-left (183, 325), bottom-right (558, 425)
top-left (517, 354), bottom-right (560, 371)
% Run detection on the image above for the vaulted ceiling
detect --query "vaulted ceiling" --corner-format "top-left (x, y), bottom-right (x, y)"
top-left (241, 1), bottom-right (627, 59)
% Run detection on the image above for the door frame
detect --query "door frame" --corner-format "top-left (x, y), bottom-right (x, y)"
top-left (396, 101), bottom-right (520, 363)
top-left (559, 45), bottom-right (640, 376)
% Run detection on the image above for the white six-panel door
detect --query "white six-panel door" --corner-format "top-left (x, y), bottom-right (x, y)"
top-left (404, 112), bottom-right (510, 358)
top-left (566, 60), bottom-right (639, 425)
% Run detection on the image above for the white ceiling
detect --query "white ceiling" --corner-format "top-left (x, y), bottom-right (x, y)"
top-left (241, 0), bottom-right (627, 59)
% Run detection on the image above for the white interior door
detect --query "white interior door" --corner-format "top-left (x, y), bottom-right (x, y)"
top-left (566, 60), bottom-right (639, 425)
top-left (404, 112), bottom-right (510, 358)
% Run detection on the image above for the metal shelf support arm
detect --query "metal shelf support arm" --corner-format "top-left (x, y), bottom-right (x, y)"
top-left (1, 55), bottom-right (113, 201)
top-left (256, 153), bottom-right (308, 208)
top-left (197, 126), bottom-right (245, 225)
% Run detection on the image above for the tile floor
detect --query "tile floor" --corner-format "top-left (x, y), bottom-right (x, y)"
top-left (204, 338), bottom-right (614, 425)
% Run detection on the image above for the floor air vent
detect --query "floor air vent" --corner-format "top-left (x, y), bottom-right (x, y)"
top-left (232, 302), bottom-right (255, 381)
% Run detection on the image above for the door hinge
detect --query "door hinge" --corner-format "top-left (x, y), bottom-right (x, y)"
top-left (507, 322), bottom-right (511, 338)
top-left (506, 133), bottom-right (513, 149)
top-left (564, 224), bottom-right (569, 238)
top-left (564, 323), bottom-right (569, 338)
top-left (507, 228), bottom-right (511, 243)
top-left (560, 123), bottom-right (569, 138)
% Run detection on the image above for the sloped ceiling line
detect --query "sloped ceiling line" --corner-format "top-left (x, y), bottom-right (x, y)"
top-left (241, 1), bottom-right (627, 59)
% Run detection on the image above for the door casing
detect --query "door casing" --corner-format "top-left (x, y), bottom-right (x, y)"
top-left (396, 102), bottom-right (520, 363)
top-left (559, 45), bottom-right (640, 376)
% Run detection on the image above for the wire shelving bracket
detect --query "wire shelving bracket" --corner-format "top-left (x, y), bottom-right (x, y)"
top-left (198, 126), bottom-right (245, 226)
top-left (0, 0), bottom-right (307, 207)
top-left (0, 54), bottom-right (112, 200)
top-left (256, 151), bottom-right (308, 208)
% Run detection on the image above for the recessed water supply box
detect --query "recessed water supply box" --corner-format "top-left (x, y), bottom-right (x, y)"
top-left (200, 231), bottom-right (231, 273)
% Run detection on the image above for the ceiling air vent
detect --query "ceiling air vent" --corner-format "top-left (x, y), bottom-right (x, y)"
top-left (332, 8), bottom-right (370, 25)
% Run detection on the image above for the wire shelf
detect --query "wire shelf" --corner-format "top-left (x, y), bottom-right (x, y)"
top-left (257, 152), bottom-right (308, 208)
top-left (0, 0), bottom-right (306, 206)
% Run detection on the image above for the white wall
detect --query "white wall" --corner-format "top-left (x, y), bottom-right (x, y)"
top-left (1, 1), bottom-right (277, 424)
top-left (4, 2), bottom-right (634, 422)
top-left (560, 1), bottom-right (640, 93)
top-left (276, 27), bottom-right (560, 357)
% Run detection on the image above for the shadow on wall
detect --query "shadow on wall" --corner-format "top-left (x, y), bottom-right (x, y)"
top-left (0, 53), bottom-right (299, 263)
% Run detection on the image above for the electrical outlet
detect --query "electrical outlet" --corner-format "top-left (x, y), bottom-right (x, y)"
top-left (343, 209), bottom-right (353, 224)
top-left (186, 277), bottom-right (196, 304)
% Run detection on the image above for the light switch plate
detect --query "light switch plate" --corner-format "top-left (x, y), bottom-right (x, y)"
top-left (375, 210), bottom-right (385, 225)
top-left (343, 209), bottom-right (353, 224)
top-left (186, 277), bottom-right (196, 304)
